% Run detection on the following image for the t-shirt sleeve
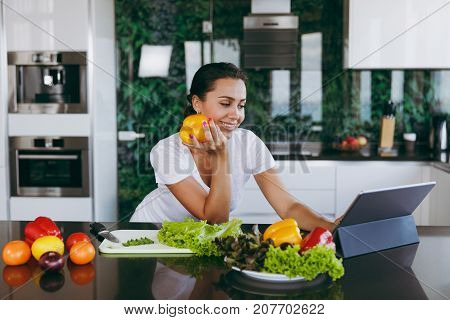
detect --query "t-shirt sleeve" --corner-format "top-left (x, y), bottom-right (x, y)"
top-left (150, 139), bottom-right (193, 185)
top-left (250, 132), bottom-right (276, 175)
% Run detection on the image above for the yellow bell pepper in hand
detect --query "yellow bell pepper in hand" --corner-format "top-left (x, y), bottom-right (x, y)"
top-left (179, 114), bottom-right (208, 144)
top-left (263, 218), bottom-right (302, 247)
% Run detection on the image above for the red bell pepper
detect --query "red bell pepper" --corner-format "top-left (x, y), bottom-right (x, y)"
top-left (300, 227), bottom-right (336, 253)
top-left (24, 216), bottom-right (63, 246)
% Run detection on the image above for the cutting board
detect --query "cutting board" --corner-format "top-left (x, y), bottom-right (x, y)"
top-left (98, 230), bottom-right (193, 255)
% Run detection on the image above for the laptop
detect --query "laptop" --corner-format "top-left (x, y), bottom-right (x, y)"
top-left (333, 182), bottom-right (436, 258)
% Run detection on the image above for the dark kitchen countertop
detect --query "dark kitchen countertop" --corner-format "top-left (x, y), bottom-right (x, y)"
top-left (268, 142), bottom-right (445, 162)
top-left (1, 221), bottom-right (449, 300)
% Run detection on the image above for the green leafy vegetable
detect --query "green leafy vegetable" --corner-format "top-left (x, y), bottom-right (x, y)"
top-left (122, 237), bottom-right (154, 247)
top-left (263, 245), bottom-right (345, 281)
top-left (157, 218), bottom-right (243, 256)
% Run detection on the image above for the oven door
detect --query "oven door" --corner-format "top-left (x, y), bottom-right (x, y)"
top-left (11, 149), bottom-right (89, 197)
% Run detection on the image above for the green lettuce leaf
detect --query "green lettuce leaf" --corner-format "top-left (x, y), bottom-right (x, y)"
top-left (262, 245), bottom-right (345, 281)
top-left (157, 218), bottom-right (243, 256)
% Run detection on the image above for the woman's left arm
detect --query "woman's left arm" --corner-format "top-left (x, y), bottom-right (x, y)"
top-left (254, 168), bottom-right (338, 231)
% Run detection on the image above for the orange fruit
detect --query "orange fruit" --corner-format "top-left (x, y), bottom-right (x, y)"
top-left (69, 241), bottom-right (96, 265)
top-left (2, 240), bottom-right (31, 266)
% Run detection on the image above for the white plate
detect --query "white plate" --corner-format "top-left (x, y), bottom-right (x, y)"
top-left (231, 266), bottom-right (305, 282)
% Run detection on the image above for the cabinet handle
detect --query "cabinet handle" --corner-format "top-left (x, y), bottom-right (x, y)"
top-left (18, 154), bottom-right (78, 160)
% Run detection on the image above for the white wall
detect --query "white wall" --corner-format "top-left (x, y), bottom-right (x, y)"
top-left (346, 0), bottom-right (450, 69)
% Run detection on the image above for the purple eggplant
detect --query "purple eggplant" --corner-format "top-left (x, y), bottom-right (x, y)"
top-left (38, 251), bottom-right (65, 272)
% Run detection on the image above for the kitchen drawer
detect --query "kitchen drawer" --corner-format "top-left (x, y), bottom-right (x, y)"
top-left (234, 189), bottom-right (335, 217)
top-left (430, 167), bottom-right (450, 226)
top-left (8, 114), bottom-right (91, 136)
top-left (245, 161), bottom-right (336, 190)
top-left (10, 197), bottom-right (93, 221)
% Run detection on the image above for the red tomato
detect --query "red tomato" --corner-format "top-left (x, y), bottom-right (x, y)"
top-left (2, 265), bottom-right (32, 287)
top-left (69, 242), bottom-right (95, 265)
top-left (2, 240), bottom-right (31, 266)
top-left (65, 232), bottom-right (91, 251)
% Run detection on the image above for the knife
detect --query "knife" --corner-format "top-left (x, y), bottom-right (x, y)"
top-left (89, 222), bottom-right (120, 243)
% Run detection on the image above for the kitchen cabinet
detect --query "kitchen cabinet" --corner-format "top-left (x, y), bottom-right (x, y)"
top-left (235, 160), bottom-right (433, 225)
top-left (0, 2), bottom-right (6, 169)
top-left (4, 0), bottom-right (89, 51)
top-left (429, 166), bottom-right (450, 225)
top-left (0, 168), bottom-right (7, 220)
top-left (345, 0), bottom-right (450, 69)
top-left (234, 188), bottom-right (335, 223)
top-left (8, 114), bottom-right (91, 136)
top-left (1, 0), bottom-right (118, 222)
top-left (10, 197), bottom-right (93, 221)
top-left (90, 0), bottom-right (118, 222)
top-left (234, 161), bottom-right (336, 223)
top-left (335, 162), bottom-right (430, 226)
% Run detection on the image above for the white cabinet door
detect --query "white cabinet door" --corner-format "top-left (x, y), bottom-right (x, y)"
top-left (10, 197), bottom-right (93, 221)
top-left (0, 167), bottom-right (8, 220)
top-left (234, 161), bottom-right (336, 222)
top-left (4, 0), bottom-right (89, 51)
top-left (245, 161), bottom-right (335, 190)
top-left (346, 0), bottom-right (450, 69)
top-left (234, 189), bottom-right (335, 213)
top-left (430, 167), bottom-right (450, 225)
top-left (8, 114), bottom-right (91, 136)
top-left (336, 164), bottom-right (427, 223)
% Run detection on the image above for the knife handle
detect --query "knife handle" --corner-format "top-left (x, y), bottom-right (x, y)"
top-left (89, 222), bottom-right (106, 236)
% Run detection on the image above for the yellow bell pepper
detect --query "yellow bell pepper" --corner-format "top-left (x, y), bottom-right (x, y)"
top-left (179, 114), bottom-right (208, 144)
top-left (263, 218), bottom-right (302, 247)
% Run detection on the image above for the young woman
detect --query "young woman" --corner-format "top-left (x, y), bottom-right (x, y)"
top-left (131, 63), bottom-right (339, 231)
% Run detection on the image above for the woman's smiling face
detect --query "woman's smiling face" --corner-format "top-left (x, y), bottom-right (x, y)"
top-left (193, 77), bottom-right (246, 138)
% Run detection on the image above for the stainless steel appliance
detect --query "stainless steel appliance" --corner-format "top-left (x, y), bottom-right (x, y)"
top-left (243, 15), bottom-right (299, 69)
top-left (8, 51), bottom-right (87, 113)
top-left (10, 137), bottom-right (89, 197)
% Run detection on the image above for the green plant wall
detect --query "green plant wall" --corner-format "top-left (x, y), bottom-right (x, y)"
top-left (115, 0), bottom-right (440, 219)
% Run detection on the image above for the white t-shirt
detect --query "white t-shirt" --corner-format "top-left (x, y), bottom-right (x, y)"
top-left (130, 128), bottom-right (275, 222)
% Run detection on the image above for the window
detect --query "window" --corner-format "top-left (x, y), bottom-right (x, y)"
top-left (300, 32), bottom-right (322, 121)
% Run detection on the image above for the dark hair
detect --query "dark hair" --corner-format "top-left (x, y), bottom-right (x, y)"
top-left (184, 62), bottom-right (247, 117)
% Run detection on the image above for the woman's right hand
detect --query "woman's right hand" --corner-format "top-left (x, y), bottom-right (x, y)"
top-left (186, 119), bottom-right (228, 156)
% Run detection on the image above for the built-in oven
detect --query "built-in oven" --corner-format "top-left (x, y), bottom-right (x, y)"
top-left (8, 51), bottom-right (87, 114)
top-left (10, 137), bottom-right (90, 197)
